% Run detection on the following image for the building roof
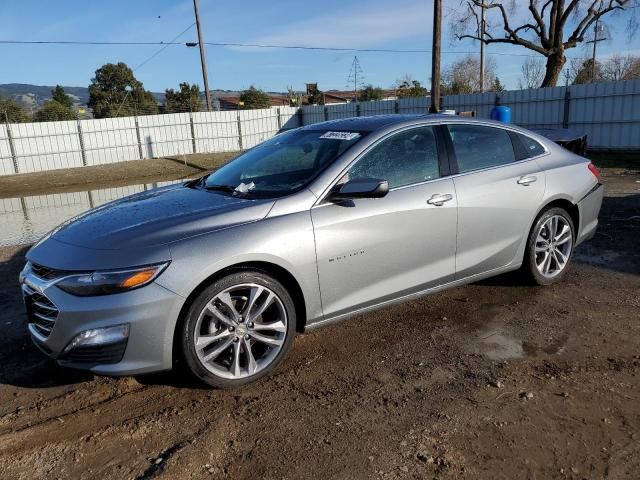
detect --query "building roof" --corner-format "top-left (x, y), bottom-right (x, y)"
top-left (216, 95), bottom-right (290, 110)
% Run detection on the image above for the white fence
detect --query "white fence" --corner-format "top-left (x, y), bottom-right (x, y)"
top-left (1, 79), bottom-right (638, 176)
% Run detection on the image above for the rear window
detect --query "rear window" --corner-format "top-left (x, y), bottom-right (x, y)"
top-left (447, 125), bottom-right (516, 173)
top-left (517, 134), bottom-right (546, 157)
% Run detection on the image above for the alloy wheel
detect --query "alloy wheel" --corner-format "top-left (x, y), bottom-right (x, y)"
top-left (534, 214), bottom-right (573, 279)
top-left (193, 283), bottom-right (287, 379)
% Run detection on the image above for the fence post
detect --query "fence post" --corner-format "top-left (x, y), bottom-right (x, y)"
top-left (134, 111), bottom-right (144, 160)
top-left (237, 112), bottom-right (243, 150)
top-left (494, 94), bottom-right (501, 106)
top-left (324, 106), bottom-right (329, 121)
top-left (356, 103), bottom-right (361, 117)
top-left (297, 108), bottom-right (304, 127)
top-left (276, 107), bottom-right (282, 130)
top-left (394, 101), bottom-right (400, 114)
top-left (562, 89), bottom-right (571, 129)
top-left (4, 115), bottom-right (19, 174)
top-left (189, 109), bottom-right (197, 154)
top-left (76, 119), bottom-right (88, 166)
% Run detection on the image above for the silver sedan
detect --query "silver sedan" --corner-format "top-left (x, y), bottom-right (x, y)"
top-left (20, 115), bottom-right (603, 387)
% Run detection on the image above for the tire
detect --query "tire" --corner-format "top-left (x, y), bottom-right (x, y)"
top-left (522, 207), bottom-right (576, 286)
top-left (181, 270), bottom-right (296, 388)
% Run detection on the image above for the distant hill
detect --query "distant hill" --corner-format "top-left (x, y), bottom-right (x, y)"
top-left (0, 84), bottom-right (266, 110)
top-left (0, 83), bottom-right (169, 108)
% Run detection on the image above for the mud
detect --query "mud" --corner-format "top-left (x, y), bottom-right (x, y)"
top-left (0, 168), bottom-right (638, 479)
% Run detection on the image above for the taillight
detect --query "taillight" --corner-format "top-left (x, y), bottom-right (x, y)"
top-left (587, 162), bottom-right (600, 182)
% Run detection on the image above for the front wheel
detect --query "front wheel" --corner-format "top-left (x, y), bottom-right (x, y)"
top-left (522, 207), bottom-right (575, 286)
top-left (181, 271), bottom-right (296, 388)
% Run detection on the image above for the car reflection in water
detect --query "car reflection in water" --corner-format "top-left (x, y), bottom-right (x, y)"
top-left (0, 181), bottom-right (182, 247)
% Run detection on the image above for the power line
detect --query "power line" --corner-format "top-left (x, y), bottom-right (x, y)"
top-left (133, 23), bottom-right (195, 71)
top-left (0, 38), bottom-right (573, 58)
top-left (115, 23), bottom-right (195, 116)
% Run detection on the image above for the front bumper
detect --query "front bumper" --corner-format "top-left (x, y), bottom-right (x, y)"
top-left (20, 269), bottom-right (185, 376)
top-left (576, 183), bottom-right (604, 245)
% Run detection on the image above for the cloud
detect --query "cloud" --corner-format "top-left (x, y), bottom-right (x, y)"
top-left (246, 0), bottom-right (432, 50)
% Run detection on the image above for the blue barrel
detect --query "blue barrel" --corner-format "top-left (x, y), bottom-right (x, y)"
top-left (490, 105), bottom-right (512, 123)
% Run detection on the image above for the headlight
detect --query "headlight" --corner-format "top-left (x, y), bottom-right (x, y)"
top-left (56, 263), bottom-right (169, 296)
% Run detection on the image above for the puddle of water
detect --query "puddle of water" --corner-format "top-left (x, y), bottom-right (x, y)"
top-left (476, 326), bottom-right (525, 361)
top-left (0, 180), bottom-right (181, 247)
top-left (472, 320), bottom-right (568, 361)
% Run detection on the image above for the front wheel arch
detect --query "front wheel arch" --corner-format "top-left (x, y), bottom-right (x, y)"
top-left (171, 261), bottom-right (307, 368)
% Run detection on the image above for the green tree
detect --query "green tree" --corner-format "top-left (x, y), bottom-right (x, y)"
top-left (33, 100), bottom-right (78, 122)
top-left (164, 82), bottom-right (201, 113)
top-left (51, 85), bottom-right (73, 109)
top-left (0, 97), bottom-right (31, 123)
top-left (239, 86), bottom-right (271, 109)
top-left (88, 62), bottom-right (158, 118)
top-left (491, 77), bottom-right (506, 93)
top-left (306, 84), bottom-right (325, 105)
top-left (358, 84), bottom-right (385, 101)
top-left (395, 76), bottom-right (428, 98)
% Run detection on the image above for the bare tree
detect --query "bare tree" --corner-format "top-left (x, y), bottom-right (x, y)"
top-left (451, 1), bottom-right (639, 87)
top-left (601, 54), bottom-right (640, 79)
top-left (441, 55), bottom-right (498, 94)
top-left (564, 54), bottom-right (640, 83)
top-left (519, 57), bottom-right (546, 88)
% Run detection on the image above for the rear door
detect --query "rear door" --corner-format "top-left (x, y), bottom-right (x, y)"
top-left (311, 125), bottom-right (458, 319)
top-left (444, 124), bottom-right (546, 279)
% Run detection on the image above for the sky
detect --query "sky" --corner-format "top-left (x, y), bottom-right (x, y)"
top-left (0, 0), bottom-right (639, 93)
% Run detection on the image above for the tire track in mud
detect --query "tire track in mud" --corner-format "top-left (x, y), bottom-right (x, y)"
top-left (0, 384), bottom-right (154, 436)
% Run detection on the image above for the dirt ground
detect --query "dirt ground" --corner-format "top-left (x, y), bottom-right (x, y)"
top-left (0, 168), bottom-right (638, 480)
top-left (0, 152), bottom-right (238, 199)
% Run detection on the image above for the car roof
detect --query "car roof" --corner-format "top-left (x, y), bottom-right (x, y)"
top-left (298, 113), bottom-right (527, 133)
top-left (299, 114), bottom-right (446, 132)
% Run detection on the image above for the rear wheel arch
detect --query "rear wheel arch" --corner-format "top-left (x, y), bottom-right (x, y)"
top-left (171, 261), bottom-right (307, 366)
top-left (532, 198), bottom-right (579, 233)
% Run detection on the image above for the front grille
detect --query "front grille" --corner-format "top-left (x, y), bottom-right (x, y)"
top-left (23, 285), bottom-right (59, 338)
top-left (31, 263), bottom-right (68, 280)
top-left (61, 340), bottom-right (127, 365)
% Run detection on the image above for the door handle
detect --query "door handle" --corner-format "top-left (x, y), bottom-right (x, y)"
top-left (517, 175), bottom-right (537, 186)
top-left (427, 193), bottom-right (453, 206)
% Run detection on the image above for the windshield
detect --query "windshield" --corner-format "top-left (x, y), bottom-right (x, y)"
top-left (202, 129), bottom-right (367, 198)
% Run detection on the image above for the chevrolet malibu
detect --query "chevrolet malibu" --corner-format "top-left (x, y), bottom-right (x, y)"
top-left (20, 115), bottom-right (603, 387)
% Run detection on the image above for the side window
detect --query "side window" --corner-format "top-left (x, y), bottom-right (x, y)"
top-left (347, 127), bottom-right (440, 189)
top-left (518, 134), bottom-right (546, 157)
top-left (448, 125), bottom-right (516, 174)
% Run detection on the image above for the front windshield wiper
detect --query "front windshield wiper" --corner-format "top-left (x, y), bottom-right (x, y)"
top-left (204, 184), bottom-right (236, 193)
top-left (203, 183), bottom-right (255, 197)
top-left (184, 174), bottom-right (209, 189)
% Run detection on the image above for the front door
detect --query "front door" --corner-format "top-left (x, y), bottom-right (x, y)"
top-left (311, 125), bottom-right (458, 320)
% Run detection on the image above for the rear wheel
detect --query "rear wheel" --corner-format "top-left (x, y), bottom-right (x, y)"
top-left (523, 207), bottom-right (575, 286)
top-left (182, 271), bottom-right (296, 388)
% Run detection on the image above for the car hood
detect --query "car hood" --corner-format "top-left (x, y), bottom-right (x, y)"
top-left (49, 184), bottom-right (276, 250)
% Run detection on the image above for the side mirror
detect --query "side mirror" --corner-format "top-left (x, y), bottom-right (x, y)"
top-left (330, 178), bottom-right (389, 200)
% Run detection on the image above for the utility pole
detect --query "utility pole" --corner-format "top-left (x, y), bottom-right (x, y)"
top-left (587, 0), bottom-right (607, 83)
top-left (429, 0), bottom-right (442, 113)
top-left (193, 0), bottom-right (212, 111)
top-left (479, 0), bottom-right (486, 92)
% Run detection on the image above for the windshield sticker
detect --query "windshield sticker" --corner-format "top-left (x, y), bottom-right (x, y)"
top-left (320, 131), bottom-right (361, 141)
